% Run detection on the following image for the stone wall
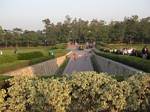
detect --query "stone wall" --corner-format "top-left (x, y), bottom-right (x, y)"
top-left (4, 55), bottom-right (67, 77)
top-left (93, 54), bottom-right (142, 75)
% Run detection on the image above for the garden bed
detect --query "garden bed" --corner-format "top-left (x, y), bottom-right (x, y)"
top-left (93, 49), bottom-right (150, 73)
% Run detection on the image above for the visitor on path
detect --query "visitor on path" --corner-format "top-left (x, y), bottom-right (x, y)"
top-left (0, 50), bottom-right (3, 55)
top-left (49, 50), bottom-right (55, 58)
top-left (93, 41), bottom-right (96, 48)
top-left (75, 42), bottom-right (78, 49)
top-left (14, 48), bottom-right (17, 54)
top-left (84, 52), bottom-right (88, 60)
top-left (86, 42), bottom-right (89, 49)
top-left (142, 46), bottom-right (149, 59)
top-left (72, 52), bottom-right (78, 61)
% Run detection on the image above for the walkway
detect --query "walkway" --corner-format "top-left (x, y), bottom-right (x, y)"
top-left (63, 49), bottom-right (94, 75)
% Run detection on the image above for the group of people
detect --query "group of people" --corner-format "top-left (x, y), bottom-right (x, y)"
top-left (107, 46), bottom-right (149, 59)
top-left (121, 48), bottom-right (136, 56)
top-left (86, 41), bottom-right (96, 49)
top-left (119, 46), bottom-right (149, 59)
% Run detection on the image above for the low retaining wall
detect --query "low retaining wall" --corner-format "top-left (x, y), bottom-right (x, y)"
top-left (93, 54), bottom-right (142, 75)
top-left (4, 55), bottom-right (67, 77)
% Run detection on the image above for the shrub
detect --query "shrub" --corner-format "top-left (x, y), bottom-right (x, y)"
top-left (0, 89), bottom-right (6, 107)
top-left (17, 51), bottom-right (44, 60)
top-left (69, 72), bottom-right (129, 112)
top-left (126, 74), bottom-right (150, 111)
top-left (0, 76), bottom-right (71, 112)
top-left (29, 56), bottom-right (51, 65)
top-left (0, 72), bottom-right (150, 112)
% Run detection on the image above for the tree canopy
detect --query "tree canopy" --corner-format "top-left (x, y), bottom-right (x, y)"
top-left (0, 15), bottom-right (150, 47)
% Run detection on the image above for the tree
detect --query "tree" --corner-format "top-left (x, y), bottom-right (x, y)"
top-left (109, 21), bottom-right (125, 43)
top-left (13, 28), bottom-right (23, 47)
top-left (0, 26), bottom-right (5, 46)
top-left (124, 15), bottom-right (139, 43)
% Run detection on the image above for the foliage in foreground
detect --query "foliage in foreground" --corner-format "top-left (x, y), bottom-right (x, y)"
top-left (0, 72), bottom-right (150, 112)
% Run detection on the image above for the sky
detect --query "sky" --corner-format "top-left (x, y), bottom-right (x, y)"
top-left (0, 0), bottom-right (150, 30)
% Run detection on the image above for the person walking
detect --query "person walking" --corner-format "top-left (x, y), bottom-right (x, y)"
top-left (72, 52), bottom-right (78, 61)
top-left (0, 50), bottom-right (3, 55)
top-left (142, 46), bottom-right (149, 59)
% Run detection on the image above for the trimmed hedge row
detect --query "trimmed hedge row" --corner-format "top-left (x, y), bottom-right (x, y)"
top-left (17, 51), bottom-right (44, 60)
top-left (0, 51), bottom-right (44, 65)
top-left (94, 49), bottom-right (150, 73)
top-left (0, 72), bottom-right (150, 112)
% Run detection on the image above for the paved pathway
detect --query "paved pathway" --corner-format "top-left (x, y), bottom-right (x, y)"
top-left (63, 49), bottom-right (94, 75)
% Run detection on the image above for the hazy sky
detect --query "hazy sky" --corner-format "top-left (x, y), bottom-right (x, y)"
top-left (0, 0), bottom-right (150, 30)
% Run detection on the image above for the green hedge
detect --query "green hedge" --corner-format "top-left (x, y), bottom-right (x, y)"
top-left (94, 49), bottom-right (150, 73)
top-left (29, 56), bottom-right (50, 65)
top-left (0, 72), bottom-right (150, 112)
top-left (17, 51), bottom-right (44, 60)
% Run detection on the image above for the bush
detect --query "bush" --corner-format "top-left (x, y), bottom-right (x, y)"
top-left (17, 51), bottom-right (44, 60)
top-left (0, 72), bottom-right (150, 112)
top-left (126, 74), bottom-right (150, 111)
top-left (0, 76), bottom-right (71, 112)
top-left (94, 49), bottom-right (150, 73)
top-left (69, 72), bottom-right (128, 112)
top-left (0, 55), bottom-right (17, 64)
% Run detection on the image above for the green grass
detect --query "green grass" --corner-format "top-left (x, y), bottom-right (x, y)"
top-left (0, 44), bottom-right (68, 74)
top-left (0, 60), bottom-right (30, 74)
top-left (94, 49), bottom-right (150, 73)
top-left (1, 46), bottom-right (50, 56)
top-left (0, 55), bottom-right (17, 64)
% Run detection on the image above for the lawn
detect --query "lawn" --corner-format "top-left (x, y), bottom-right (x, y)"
top-left (0, 43), bottom-right (68, 74)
